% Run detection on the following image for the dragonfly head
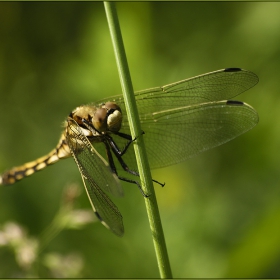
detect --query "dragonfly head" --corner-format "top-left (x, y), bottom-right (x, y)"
top-left (70, 103), bottom-right (122, 134)
top-left (91, 102), bottom-right (122, 133)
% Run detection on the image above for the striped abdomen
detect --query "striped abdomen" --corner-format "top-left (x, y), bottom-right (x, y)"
top-left (0, 132), bottom-right (71, 185)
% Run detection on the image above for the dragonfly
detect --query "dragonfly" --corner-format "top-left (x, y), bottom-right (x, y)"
top-left (0, 68), bottom-right (259, 236)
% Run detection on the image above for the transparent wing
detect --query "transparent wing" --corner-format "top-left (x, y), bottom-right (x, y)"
top-left (66, 117), bottom-right (124, 236)
top-left (97, 68), bottom-right (259, 170)
top-left (103, 68), bottom-right (258, 114)
top-left (124, 100), bottom-right (258, 169)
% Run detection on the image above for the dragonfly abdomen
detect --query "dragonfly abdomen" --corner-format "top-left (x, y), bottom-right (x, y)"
top-left (0, 133), bottom-right (71, 185)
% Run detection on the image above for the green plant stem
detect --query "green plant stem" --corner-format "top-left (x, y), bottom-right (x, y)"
top-left (104, 2), bottom-right (172, 278)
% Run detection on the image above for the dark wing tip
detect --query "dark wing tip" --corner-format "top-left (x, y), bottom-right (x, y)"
top-left (224, 68), bottom-right (242, 72)
top-left (224, 67), bottom-right (259, 88)
top-left (226, 100), bottom-right (244, 106)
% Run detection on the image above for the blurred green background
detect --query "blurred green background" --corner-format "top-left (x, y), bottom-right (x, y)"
top-left (0, 2), bottom-right (280, 278)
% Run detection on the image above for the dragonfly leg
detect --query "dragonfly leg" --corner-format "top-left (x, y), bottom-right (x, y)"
top-left (103, 140), bottom-right (148, 196)
top-left (118, 176), bottom-right (149, 197)
top-left (109, 133), bottom-right (133, 156)
top-left (106, 137), bottom-right (165, 188)
top-left (103, 140), bottom-right (118, 175)
top-left (106, 136), bottom-right (140, 177)
top-left (111, 131), bottom-right (145, 156)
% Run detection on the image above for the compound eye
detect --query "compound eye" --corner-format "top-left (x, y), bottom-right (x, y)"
top-left (92, 108), bottom-right (107, 132)
top-left (103, 102), bottom-right (122, 132)
top-left (103, 102), bottom-right (122, 113)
